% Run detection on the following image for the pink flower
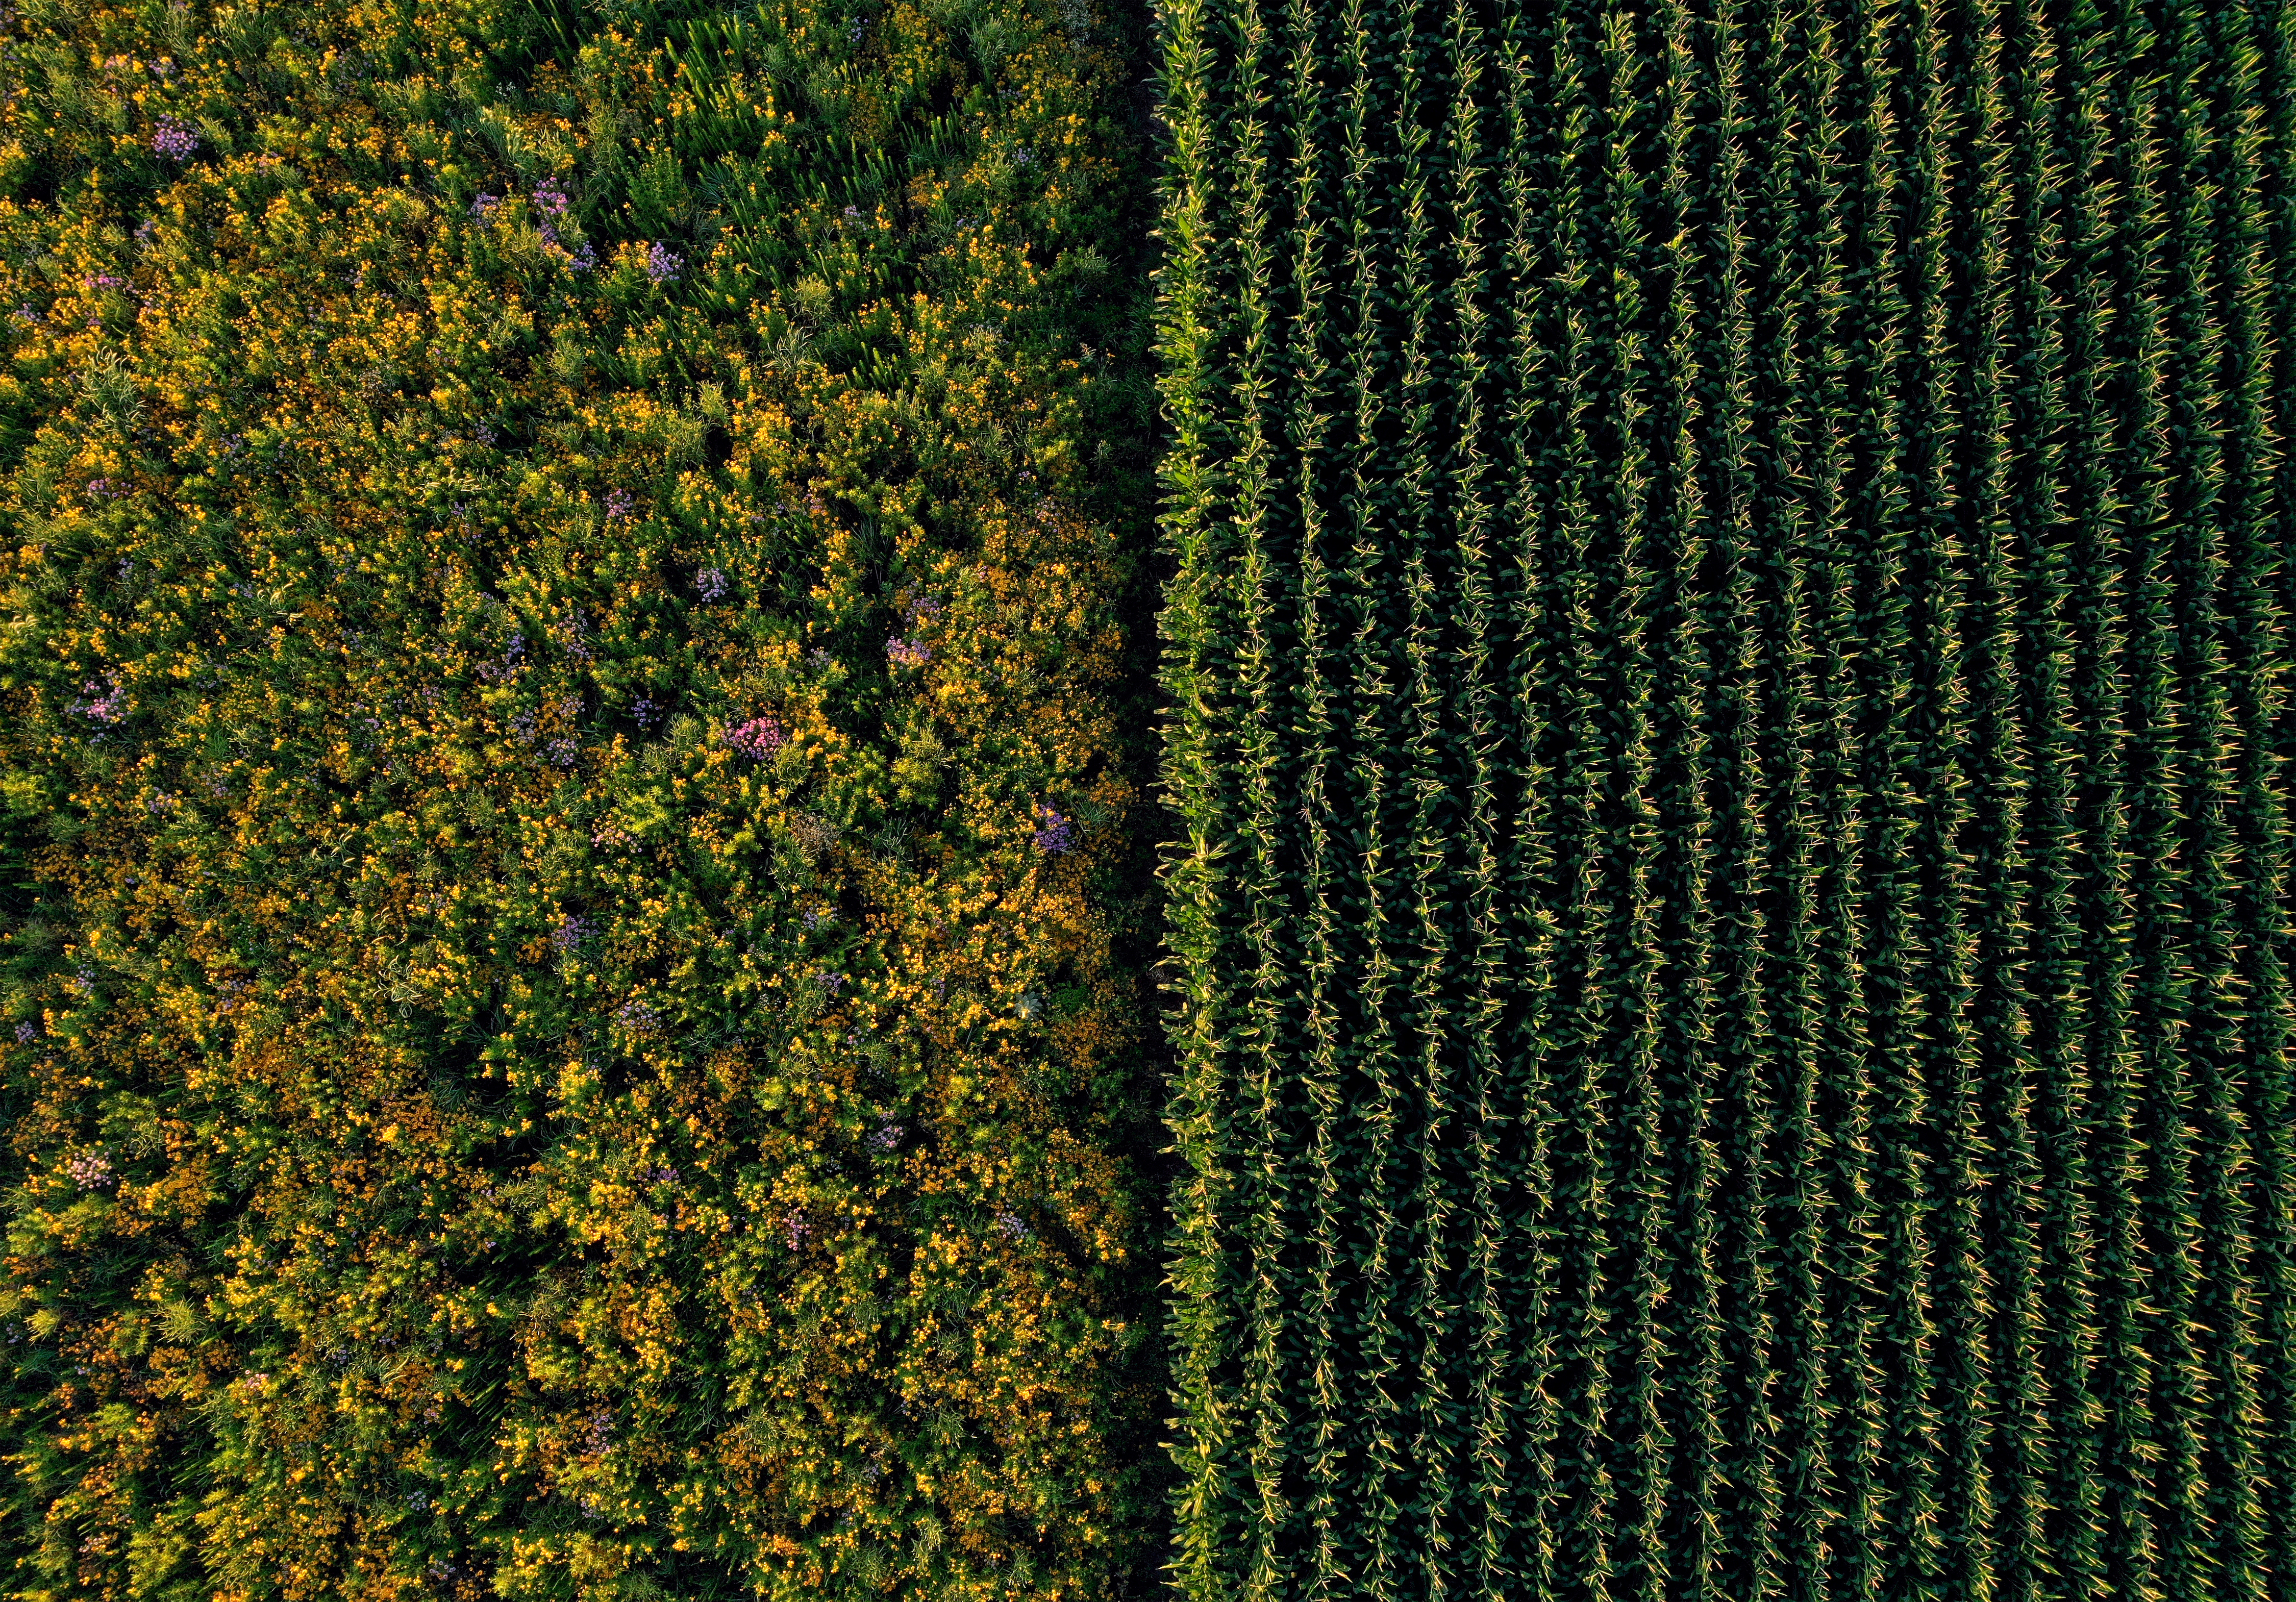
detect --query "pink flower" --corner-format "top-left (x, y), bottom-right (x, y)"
top-left (725, 716), bottom-right (785, 760)
top-left (76, 677), bottom-right (127, 724)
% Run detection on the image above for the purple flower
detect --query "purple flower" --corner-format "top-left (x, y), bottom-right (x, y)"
top-left (563, 239), bottom-right (596, 273)
top-left (603, 488), bottom-right (636, 522)
top-left (472, 421), bottom-right (498, 445)
top-left (1032, 804), bottom-right (1076, 855)
top-left (615, 1000), bottom-right (658, 1034)
top-left (469, 192), bottom-right (501, 223)
top-left (725, 716), bottom-right (785, 760)
top-left (695, 567), bottom-right (728, 603)
top-left (843, 205), bottom-right (863, 226)
top-left (548, 738), bottom-right (578, 768)
top-left (14, 1022), bottom-right (36, 1044)
top-left (67, 1151), bottom-right (113, 1191)
top-left (151, 116), bottom-right (198, 161)
top-left (631, 695), bottom-right (665, 730)
top-left (556, 611), bottom-right (592, 663)
top-left (782, 1209), bottom-right (812, 1248)
top-left (76, 677), bottom-right (127, 724)
top-left (868, 1122), bottom-right (905, 1152)
top-left (645, 241), bottom-right (683, 284)
top-left (532, 181), bottom-right (570, 222)
top-left (12, 304), bottom-right (37, 326)
top-left (995, 1209), bottom-right (1031, 1240)
top-left (885, 636), bottom-right (931, 667)
top-left (83, 274), bottom-right (126, 291)
top-left (817, 971), bottom-right (846, 996)
top-left (551, 915), bottom-right (592, 955)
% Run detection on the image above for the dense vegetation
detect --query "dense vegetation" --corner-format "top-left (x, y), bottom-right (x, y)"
top-left (0, 0), bottom-right (1164, 1596)
top-left (1157, 0), bottom-right (2296, 1597)
top-left (10, 0), bottom-right (2296, 1591)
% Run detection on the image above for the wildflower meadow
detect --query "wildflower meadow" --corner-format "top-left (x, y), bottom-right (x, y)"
top-left (0, 0), bottom-right (1162, 1595)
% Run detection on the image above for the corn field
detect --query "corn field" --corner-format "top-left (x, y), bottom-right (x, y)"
top-left (1155, 0), bottom-right (2296, 1597)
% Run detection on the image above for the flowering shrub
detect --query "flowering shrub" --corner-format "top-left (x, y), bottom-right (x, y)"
top-left (0, 0), bottom-right (1159, 1596)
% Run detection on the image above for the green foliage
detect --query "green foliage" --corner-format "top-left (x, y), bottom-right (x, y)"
top-left (0, 0), bottom-right (1163, 1595)
top-left (1154, 0), bottom-right (2296, 1597)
